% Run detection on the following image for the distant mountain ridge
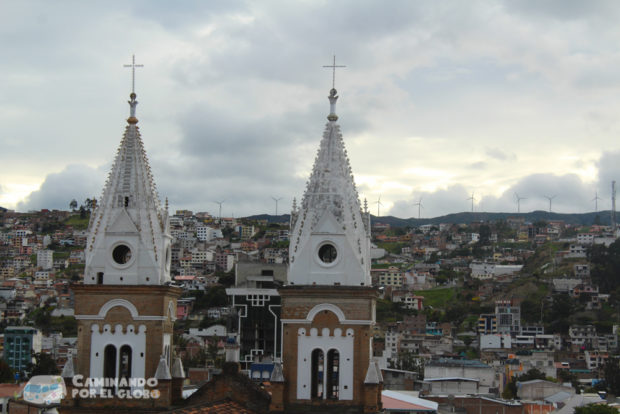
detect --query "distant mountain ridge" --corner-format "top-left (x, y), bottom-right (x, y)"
top-left (245, 210), bottom-right (615, 227)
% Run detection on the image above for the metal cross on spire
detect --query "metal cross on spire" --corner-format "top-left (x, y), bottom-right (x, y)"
top-left (323, 55), bottom-right (346, 90)
top-left (123, 54), bottom-right (144, 94)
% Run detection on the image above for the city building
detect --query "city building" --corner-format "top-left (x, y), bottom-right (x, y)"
top-left (226, 262), bottom-right (286, 368)
top-left (495, 299), bottom-right (521, 336)
top-left (36, 249), bottom-right (53, 270)
top-left (3, 326), bottom-right (41, 373)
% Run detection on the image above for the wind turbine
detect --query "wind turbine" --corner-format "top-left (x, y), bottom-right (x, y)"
top-left (592, 191), bottom-right (602, 213)
top-left (466, 192), bottom-right (475, 213)
top-left (413, 197), bottom-right (423, 219)
top-left (544, 195), bottom-right (556, 213)
top-left (213, 200), bottom-right (225, 223)
top-left (514, 192), bottom-right (527, 213)
top-left (271, 196), bottom-right (282, 216)
top-left (375, 195), bottom-right (383, 217)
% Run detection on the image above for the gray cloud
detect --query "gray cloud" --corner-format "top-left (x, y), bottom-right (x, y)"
top-left (389, 149), bottom-right (620, 218)
top-left (502, 0), bottom-right (619, 22)
top-left (480, 173), bottom-right (592, 214)
top-left (17, 165), bottom-right (105, 212)
top-left (5, 1), bottom-right (620, 218)
top-left (390, 185), bottom-right (472, 218)
top-left (596, 150), bottom-right (620, 200)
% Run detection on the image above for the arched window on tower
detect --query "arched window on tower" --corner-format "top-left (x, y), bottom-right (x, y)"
top-left (103, 345), bottom-right (117, 392)
top-left (326, 349), bottom-right (340, 399)
top-left (119, 345), bottom-right (132, 384)
top-left (311, 349), bottom-right (324, 399)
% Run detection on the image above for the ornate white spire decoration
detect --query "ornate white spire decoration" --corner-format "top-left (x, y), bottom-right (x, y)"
top-left (289, 77), bottom-right (371, 286)
top-left (84, 59), bottom-right (171, 286)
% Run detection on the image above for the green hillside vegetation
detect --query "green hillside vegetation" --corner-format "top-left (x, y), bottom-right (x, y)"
top-left (63, 214), bottom-right (90, 230)
top-left (376, 242), bottom-right (408, 255)
top-left (414, 287), bottom-right (455, 308)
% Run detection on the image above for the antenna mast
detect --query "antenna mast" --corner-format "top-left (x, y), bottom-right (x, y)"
top-left (612, 181), bottom-right (617, 232)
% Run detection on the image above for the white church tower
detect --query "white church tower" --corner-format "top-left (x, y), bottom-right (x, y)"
top-left (288, 87), bottom-right (371, 286)
top-left (274, 72), bottom-right (382, 413)
top-left (71, 63), bottom-right (183, 409)
top-left (83, 91), bottom-right (172, 286)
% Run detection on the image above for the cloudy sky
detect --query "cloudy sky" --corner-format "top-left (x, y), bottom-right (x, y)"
top-left (2, 0), bottom-right (620, 218)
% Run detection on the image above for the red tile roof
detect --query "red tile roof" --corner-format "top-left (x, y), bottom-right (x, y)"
top-left (0, 383), bottom-right (24, 398)
top-left (172, 399), bottom-right (258, 414)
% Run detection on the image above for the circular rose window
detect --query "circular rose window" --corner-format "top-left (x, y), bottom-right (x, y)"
top-left (318, 243), bottom-right (337, 264)
top-left (112, 244), bottom-right (132, 265)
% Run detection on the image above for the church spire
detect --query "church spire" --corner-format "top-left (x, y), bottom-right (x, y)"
top-left (288, 82), bottom-right (371, 286)
top-left (84, 65), bottom-right (172, 286)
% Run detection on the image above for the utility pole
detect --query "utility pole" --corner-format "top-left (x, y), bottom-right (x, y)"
top-left (612, 181), bottom-right (617, 232)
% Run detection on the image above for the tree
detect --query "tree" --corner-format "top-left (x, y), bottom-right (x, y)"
top-left (479, 224), bottom-right (491, 245)
top-left (590, 240), bottom-right (620, 295)
top-left (206, 336), bottom-right (221, 365)
top-left (29, 352), bottom-right (59, 376)
top-left (546, 294), bottom-right (575, 334)
top-left (69, 199), bottom-right (78, 211)
top-left (521, 298), bottom-right (543, 323)
top-left (217, 271), bottom-right (235, 287)
top-left (29, 308), bottom-right (52, 332)
top-left (192, 286), bottom-right (229, 311)
top-left (0, 359), bottom-right (14, 383)
top-left (502, 378), bottom-right (518, 399)
top-left (84, 198), bottom-right (94, 212)
top-left (519, 368), bottom-right (546, 382)
top-left (604, 356), bottom-right (620, 395)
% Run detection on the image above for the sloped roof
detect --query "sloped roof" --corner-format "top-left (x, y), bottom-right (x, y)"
top-left (171, 399), bottom-right (258, 414)
top-left (382, 390), bottom-right (438, 411)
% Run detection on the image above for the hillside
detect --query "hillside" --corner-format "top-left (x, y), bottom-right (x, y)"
top-left (245, 210), bottom-right (614, 227)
